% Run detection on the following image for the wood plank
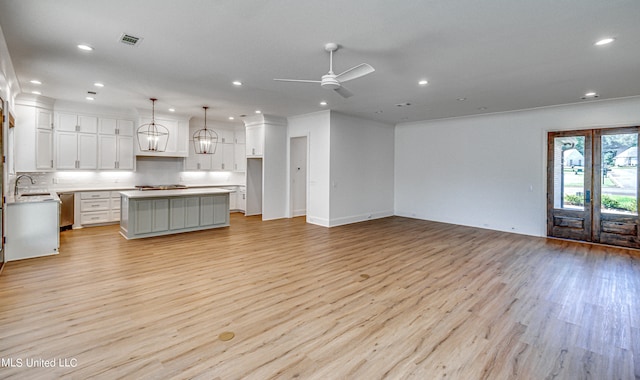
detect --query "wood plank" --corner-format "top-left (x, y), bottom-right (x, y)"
top-left (0, 214), bottom-right (638, 378)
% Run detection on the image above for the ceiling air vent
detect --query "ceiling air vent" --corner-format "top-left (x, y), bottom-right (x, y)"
top-left (119, 33), bottom-right (142, 46)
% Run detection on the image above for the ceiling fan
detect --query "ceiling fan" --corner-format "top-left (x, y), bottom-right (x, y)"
top-left (274, 43), bottom-right (375, 98)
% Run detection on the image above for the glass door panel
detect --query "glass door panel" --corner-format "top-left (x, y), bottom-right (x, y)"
top-left (552, 136), bottom-right (586, 210)
top-left (593, 128), bottom-right (640, 248)
top-left (600, 133), bottom-right (637, 215)
top-left (547, 131), bottom-right (592, 242)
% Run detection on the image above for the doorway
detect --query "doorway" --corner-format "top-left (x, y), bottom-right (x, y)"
top-left (290, 136), bottom-right (307, 217)
top-left (547, 127), bottom-right (640, 248)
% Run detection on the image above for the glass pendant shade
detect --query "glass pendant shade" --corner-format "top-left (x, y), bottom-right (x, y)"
top-left (137, 98), bottom-right (169, 152)
top-left (193, 106), bottom-right (218, 154)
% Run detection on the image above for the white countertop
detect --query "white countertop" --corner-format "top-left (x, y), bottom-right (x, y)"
top-left (7, 191), bottom-right (60, 205)
top-left (119, 188), bottom-right (233, 198)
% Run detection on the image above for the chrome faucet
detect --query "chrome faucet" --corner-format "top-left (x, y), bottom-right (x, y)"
top-left (14, 174), bottom-right (36, 196)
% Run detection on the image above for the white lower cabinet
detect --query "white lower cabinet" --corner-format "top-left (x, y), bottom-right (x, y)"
top-left (237, 187), bottom-right (246, 212)
top-left (110, 192), bottom-right (121, 222)
top-left (200, 195), bottom-right (228, 226)
top-left (134, 199), bottom-right (170, 234)
top-left (78, 191), bottom-right (123, 226)
top-left (5, 200), bottom-right (59, 261)
top-left (170, 197), bottom-right (200, 230)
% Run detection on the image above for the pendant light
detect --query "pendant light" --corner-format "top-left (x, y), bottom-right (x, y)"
top-left (193, 106), bottom-right (218, 154)
top-left (137, 98), bottom-right (169, 152)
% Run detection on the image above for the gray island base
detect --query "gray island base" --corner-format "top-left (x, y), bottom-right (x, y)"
top-left (119, 188), bottom-right (232, 239)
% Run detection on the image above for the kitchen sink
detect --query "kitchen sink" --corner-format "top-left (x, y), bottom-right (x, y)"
top-left (20, 192), bottom-right (51, 197)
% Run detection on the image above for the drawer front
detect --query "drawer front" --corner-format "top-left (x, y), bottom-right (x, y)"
top-left (80, 191), bottom-right (111, 200)
top-left (80, 211), bottom-right (110, 225)
top-left (110, 191), bottom-right (122, 198)
top-left (80, 199), bottom-right (110, 212)
top-left (109, 209), bottom-right (121, 222)
top-left (111, 198), bottom-right (121, 210)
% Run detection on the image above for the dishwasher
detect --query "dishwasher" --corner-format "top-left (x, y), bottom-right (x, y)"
top-left (59, 192), bottom-right (74, 231)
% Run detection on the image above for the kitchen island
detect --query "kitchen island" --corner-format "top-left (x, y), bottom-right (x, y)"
top-left (119, 188), bottom-right (231, 239)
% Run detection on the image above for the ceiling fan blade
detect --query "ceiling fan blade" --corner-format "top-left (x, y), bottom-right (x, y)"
top-left (335, 63), bottom-right (375, 83)
top-left (273, 78), bottom-right (321, 83)
top-left (334, 86), bottom-right (353, 98)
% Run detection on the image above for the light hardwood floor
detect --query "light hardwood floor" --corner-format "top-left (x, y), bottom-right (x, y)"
top-left (1, 214), bottom-right (639, 379)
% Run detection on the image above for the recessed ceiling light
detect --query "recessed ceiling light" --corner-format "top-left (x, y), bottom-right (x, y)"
top-left (478, 107), bottom-right (488, 110)
top-left (228, 116), bottom-right (235, 120)
top-left (418, 80), bottom-right (428, 86)
top-left (319, 101), bottom-right (327, 106)
top-left (232, 81), bottom-right (242, 86)
top-left (30, 80), bottom-right (42, 85)
top-left (31, 91), bottom-right (41, 95)
top-left (595, 38), bottom-right (615, 46)
top-left (457, 97), bottom-right (467, 101)
top-left (255, 110), bottom-right (262, 114)
top-left (94, 82), bottom-right (104, 87)
top-left (582, 92), bottom-right (599, 99)
top-left (168, 108), bottom-right (175, 112)
top-left (77, 44), bottom-right (94, 51)
top-left (86, 96), bottom-right (94, 101)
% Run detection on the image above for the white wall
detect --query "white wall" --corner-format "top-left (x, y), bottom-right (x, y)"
top-left (395, 96), bottom-right (640, 237)
top-left (330, 112), bottom-right (394, 226)
top-left (288, 111), bottom-right (331, 226)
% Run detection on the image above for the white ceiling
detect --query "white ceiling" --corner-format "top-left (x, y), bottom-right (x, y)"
top-left (1, 0), bottom-right (639, 125)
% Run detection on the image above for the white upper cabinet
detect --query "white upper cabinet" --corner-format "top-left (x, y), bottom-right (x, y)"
top-left (55, 112), bottom-right (98, 169)
top-left (100, 118), bottom-right (134, 136)
top-left (98, 118), bottom-right (135, 169)
top-left (235, 129), bottom-right (246, 144)
top-left (185, 142), bottom-right (213, 171)
top-left (234, 143), bottom-right (246, 172)
top-left (56, 131), bottom-right (97, 169)
top-left (57, 112), bottom-right (98, 133)
top-left (13, 95), bottom-right (55, 172)
top-left (99, 134), bottom-right (134, 170)
top-left (245, 125), bottom-right (264, 157)
top-left (219, 129), bottom-right (235, 144)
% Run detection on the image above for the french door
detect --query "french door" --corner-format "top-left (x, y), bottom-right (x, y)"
top-left (547, 127), bottom-right (640, 249)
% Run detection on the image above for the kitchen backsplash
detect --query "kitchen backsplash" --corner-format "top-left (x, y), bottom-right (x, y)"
top-left (10, 157), bottom-right (245, 193)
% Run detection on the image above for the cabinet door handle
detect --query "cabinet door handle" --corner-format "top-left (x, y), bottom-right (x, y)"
top-left (222, 163), bottom-right (225, 170)
top-left (252, 148), bottom-right (255, 155)
top-left (50, 160), bottom-right (53, 168)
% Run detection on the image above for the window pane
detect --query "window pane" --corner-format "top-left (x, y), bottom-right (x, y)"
top-left (601, 133), bottom-right (637, 215)
top-left (553, 136), bottom-right (584, 210)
